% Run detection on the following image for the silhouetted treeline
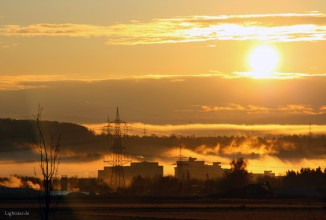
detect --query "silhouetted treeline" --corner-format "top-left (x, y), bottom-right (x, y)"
top-left (127, 166), bottom-right (326, 197)
top-left (2, 166), bottom-right (326, 197)
top-left (1, 118), bottom-right (326, 163)
top-left (283, 167), bottom-right (326, 188)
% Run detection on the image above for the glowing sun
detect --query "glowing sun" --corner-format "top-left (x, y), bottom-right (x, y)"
top-left (248, 46), bottom-right (279, 77)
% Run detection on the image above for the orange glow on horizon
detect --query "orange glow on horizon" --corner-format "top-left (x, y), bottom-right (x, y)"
top-left (83, 122), bottom-right (326, 136)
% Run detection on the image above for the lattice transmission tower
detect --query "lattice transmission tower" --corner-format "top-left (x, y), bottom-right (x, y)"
top-left (104, 107), bottom-right (131, 190)
top-left (174, 144), bottom-right (188, 181)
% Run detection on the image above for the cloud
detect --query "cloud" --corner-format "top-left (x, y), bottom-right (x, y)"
top-left (276, 104), bottom-right (317, 115)
top-left (0, 176), bottom-right (22, 188)
top-left (161, 138), bottom-right (326, 175)
top-left (0, 41), bottom-right (18, 48)
top-left (1, 12), bottom-right (326, 45)
top-left (0, 73), bottom-right (224, 91)
top-left (1, 76), bottom-right (326, 125)
top-left (2, 119), bottom-right (326, 176)
top-left (233, 71), bottom-right (326, 79)
top-left (320, 106), bottom-right (326, 111)
top-left (0, 75), bottom-right (78, 90)
top-left (201, 104), bottom-right (270, 114)
top-left (0, 176), bottom-right (40, 190)
top-left (2, 71), bottom-right (326, 91)
top-left (85, 122), bottom-right (326, 137)
top-left (201, 104), bottom-right (326, 115)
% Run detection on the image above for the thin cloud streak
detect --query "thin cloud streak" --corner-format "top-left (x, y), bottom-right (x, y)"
top-left (84, 122), bottom-right (326, 136)
top-left (234, 71), bottom-right (326, 79)
top-left (201, 104), bottom-right (326, 115)
top-left (0, 73), bottom-right (225, 90)
top-left (1, 71), bottom-right (326, 90)
top-left (1, 12), bottom-right (326, 45)
top-left (0, 41), bottom-right (18, 48)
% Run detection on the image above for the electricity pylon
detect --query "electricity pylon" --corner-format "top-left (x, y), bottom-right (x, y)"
top-left (104, 107), bottom-right (131, 190)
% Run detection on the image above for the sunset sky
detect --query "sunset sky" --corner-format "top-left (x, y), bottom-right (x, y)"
top-left (1, 1), bottom-right (326, 176)
top-left (1, 0), bottom-right (326, 125)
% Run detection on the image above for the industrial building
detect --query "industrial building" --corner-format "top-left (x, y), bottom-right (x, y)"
top-left (174, 157), bottom-right (226, 180)
top-left (252, 170), bottom-right (276, 181)
top-left (98, 109), bottom-right (276, 188)
top-left (174, 157), bottom-right (276, 181)
top-left (98, 161), bottom-right (163, 185)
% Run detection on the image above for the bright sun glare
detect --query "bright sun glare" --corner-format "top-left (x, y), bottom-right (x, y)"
top-left (248, 46), bottom-right (279, 78)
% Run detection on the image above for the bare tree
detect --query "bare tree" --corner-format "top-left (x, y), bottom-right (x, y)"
top-left (34, 105), bottom-right (60, 220)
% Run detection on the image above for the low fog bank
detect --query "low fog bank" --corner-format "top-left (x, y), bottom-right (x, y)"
top-left (1, 118), bottom-right (326, 176)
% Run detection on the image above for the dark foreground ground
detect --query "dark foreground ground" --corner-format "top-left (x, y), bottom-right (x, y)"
top-left (1, 196), bottom-right (326, 220)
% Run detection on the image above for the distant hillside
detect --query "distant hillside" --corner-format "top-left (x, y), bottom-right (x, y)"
top-left (1, 118), bottom-right (326, 164)
top-left (0, 118), bottom-right (104, 162)
top-left (0, 118), bottom-right (94, 141)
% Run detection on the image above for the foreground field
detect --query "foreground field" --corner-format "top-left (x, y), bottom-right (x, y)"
top-left (1, 197), bottom-right (326, 220)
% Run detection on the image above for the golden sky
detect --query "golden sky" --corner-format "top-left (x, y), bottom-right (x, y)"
top-left (0, 0), bottom-right (326, 77)
top-left (1, 0), bottom-right (326, 176)
top-left (1, 0), bottom-right (326, 126)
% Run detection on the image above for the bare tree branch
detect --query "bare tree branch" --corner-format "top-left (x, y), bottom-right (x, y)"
top-left (34, 105), bottom-right (61, 220)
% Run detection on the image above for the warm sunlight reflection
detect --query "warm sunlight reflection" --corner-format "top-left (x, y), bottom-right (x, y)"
top-left (248, 45), bottom-right (279, 78)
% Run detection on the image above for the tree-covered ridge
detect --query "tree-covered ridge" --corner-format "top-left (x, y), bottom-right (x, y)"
top-left (1, 118), bottom-right (326, 164)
